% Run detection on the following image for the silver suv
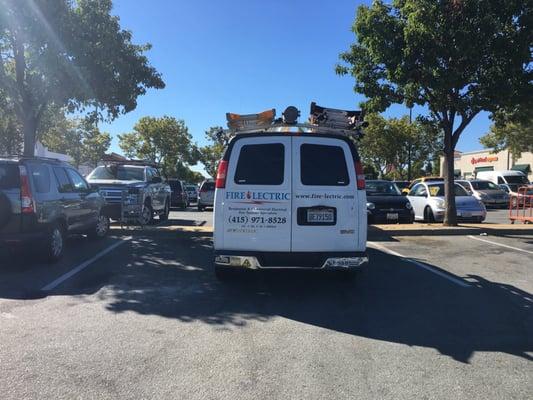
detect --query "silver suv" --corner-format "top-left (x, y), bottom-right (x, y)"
top-left (197, 180), bottom-right (215, 211)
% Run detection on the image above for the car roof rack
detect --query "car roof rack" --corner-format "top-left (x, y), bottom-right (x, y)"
top-left (100, 159), bottom-right (159, 168)
top-left (225, 103), bottom-right (367, 139)
top-left (1, 154), bottom-right (65, 163)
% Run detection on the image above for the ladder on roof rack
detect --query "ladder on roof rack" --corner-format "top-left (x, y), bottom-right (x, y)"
top-left (225, 103), bottom-right (367, 139)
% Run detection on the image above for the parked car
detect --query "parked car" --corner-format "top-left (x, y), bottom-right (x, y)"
top-left (401, 176), bottom-right (443, 194)
top-left (185, 184), bottom-right (198, 204)
top-left (476, 170), bottom-right (529, 196)
top-left (366, 180), bottom-right (414, 224)
top-left (456, 179), bottom-right (509, 208)
top-left (213, 105), bottom-right (368, 280)
top-left (407, 182), bottom-right (486, 223)
top-left (86, 162), bottom-right (171, 225)
top-left (197, 180), bottom-right (215, 211)
top-left (0, 156), bottom-right (109, 262)
top-left (167, 179), bottom-right (189, 209)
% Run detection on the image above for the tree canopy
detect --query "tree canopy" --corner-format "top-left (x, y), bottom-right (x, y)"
top-left (0, 0), bottom-right (164, 155)
top-left (337, 0), bottom-right (532, 225)
top-left (359, 113), bottom-right (441, 180)
top-left (199, 126), bottom-right (229, 178)
top-left (480, 107), bottom-right (533, 158)
top-left (118, 116), bottom-right (200, 178)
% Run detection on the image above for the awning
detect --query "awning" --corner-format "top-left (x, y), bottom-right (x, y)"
top-left (474, 166), bottom-right (494, 173)
top-left (511, 164), bottom-right (531, 174)
top-left (454, 169), bottom-right (461, 177)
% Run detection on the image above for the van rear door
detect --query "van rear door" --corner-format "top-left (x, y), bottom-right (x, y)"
top-left (291, 136), bottom-right (358, 252)
top-left (220, 136), bottom-right (291, 252)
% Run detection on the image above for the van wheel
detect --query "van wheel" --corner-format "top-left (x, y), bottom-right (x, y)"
top-left (44, 223), bottom-right (65, 263)
top-left (215, 265), bottom-right (234, 281)
top-left (88, 213), bottom-right (110, 240)
top-left (424, 206), bottom-right (435, 223)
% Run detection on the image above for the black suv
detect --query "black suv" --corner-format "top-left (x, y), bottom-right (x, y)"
top-left (0, 156), bottom-right (109, 262)
top-left (168, 179), bottom-right (189, 209)
top-left (86, 162), bottom-right (171, 225)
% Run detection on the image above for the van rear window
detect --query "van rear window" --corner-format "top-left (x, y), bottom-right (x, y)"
top-left (300, 144), bottom-right (349, 186)
top-left (234, 143), bottom-right (284, 185)
top-left (0, 164), bottom-right (19, 190)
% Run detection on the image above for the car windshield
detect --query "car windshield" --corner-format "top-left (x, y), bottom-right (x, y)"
top-left (428, 183), bottom-right (468, 197)
top-left (505, 175), bottom-right (529, 184)
top-left (186, 185), bottom-right (196, 191)
top-left (366, 181), bottom-right (401, 195)
top-left (470, 181), bottom-right (500, 191)
top-left (393, 181), bottom-right (410, 190)
top-left (201, 181), bottom-right (215, 191)
top-left (87, 166), bottom-right (145, 181)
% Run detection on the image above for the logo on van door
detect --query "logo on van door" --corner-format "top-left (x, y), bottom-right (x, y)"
top-left (226, 191), bottom-right (290, 204)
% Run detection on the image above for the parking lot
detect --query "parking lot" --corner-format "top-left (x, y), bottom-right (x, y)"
top-left (0, 208), bottom-right (532, 400)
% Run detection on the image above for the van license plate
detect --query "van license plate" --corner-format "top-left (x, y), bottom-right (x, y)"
top-left (307, 209), bottom-right (334, 223)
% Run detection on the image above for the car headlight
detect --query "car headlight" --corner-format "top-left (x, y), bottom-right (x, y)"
top-left (434, 199), bottom-right (445, 209)
top-left (405, 202), bottom-right (412, 210)
top-left (366, 202), bottom-right (375, 210)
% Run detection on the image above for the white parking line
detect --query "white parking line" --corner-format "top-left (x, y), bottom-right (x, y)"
top-left (467, 235), bottom-right (533, 255)
top-left (368, 241), bottom-right (470, 288)
top-left (41, 237), bottom-right (132, 292)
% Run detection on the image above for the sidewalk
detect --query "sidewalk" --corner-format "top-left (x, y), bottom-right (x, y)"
top-left (369, 223), bottom-right (533, 237)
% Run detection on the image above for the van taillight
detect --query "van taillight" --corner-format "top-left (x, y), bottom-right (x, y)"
top-left (355, 160), bottom-right (365, 190)
top-left (19, 165), bottom-right (35, 214)
top-left (216, 160), bottom-right (228, 189)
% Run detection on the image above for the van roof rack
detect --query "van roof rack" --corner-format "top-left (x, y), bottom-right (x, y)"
top-left (225, 103), bottom-right (367, 138)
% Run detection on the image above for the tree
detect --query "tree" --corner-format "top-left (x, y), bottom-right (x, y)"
top-left (175, 161), bottom-right (205, 184)
top-left (480, 108), bottom-right (533, 158)
top-left (199, 126), bottom-right (228, 178)
top-left (337, 0), bottom-right (532, 225)
top-left (358, 113), bottom-right (441, 180)
top-left (118, 116), bottom-right (199, 177)
top-left (0, 0), bottom-right (164, 156)
top-left (40, 116), bottom-right (111, 167)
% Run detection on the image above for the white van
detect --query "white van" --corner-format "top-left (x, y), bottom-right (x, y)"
top-left (212, 105), bottom-right (368, 280)
top-left (475, 170), bottom-right (529, 195)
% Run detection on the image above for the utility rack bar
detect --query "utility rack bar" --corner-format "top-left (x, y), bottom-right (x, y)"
top-left (225, 103), bottom-right (367, 139)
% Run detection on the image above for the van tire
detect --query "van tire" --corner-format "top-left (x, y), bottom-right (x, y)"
top-left (43, 223), bottom-right (65, 263)
top-left (215, 265), bottom-right (234, 281)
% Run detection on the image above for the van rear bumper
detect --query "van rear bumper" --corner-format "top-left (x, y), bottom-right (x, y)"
top-left (214, 250), bottom-right (368, 270)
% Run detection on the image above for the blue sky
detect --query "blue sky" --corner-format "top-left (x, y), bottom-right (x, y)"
top-left (102, 0), bottom-right (492, 172)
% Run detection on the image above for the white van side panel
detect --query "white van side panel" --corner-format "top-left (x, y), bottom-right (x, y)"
top-left (291, 137), bottom-right (360, 252)
top-left (214, 137), bottom-right (292, 252)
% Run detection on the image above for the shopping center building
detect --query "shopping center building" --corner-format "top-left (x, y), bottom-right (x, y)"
top-left (440, 149), bottom-right (533, 181)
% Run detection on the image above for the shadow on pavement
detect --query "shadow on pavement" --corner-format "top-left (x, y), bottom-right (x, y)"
top-left (1, 226), bottom-right (531, 364)
top-left (66, 228), bottom-right (533, 364)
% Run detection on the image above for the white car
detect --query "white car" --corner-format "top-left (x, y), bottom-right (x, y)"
top-left (407, 182), bottom-right (486, 223)
top-left (213, 105), bottom-right (368, 280)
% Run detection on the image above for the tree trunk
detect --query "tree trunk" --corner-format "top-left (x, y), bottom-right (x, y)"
top-left (442, 126), bottom-right (457, 226)
top-left (22, 114), bottom-right (37, 156)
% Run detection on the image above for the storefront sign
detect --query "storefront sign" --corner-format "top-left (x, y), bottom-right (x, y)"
top-left (471, 156), bottom-right (498, 165)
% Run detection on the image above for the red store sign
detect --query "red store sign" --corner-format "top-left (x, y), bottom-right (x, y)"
top-left (471, 156), bottom-right (498, 165)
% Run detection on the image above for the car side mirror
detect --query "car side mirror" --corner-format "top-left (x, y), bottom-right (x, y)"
top-left (152, 176), bottom-right (162, 183)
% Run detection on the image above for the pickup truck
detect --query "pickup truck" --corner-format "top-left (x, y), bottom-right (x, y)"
top-left (86, 162), bottom-right (171, 224)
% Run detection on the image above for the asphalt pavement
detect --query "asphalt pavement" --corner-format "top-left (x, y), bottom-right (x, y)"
top-left (0, 208), bottom-right (531, 400)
